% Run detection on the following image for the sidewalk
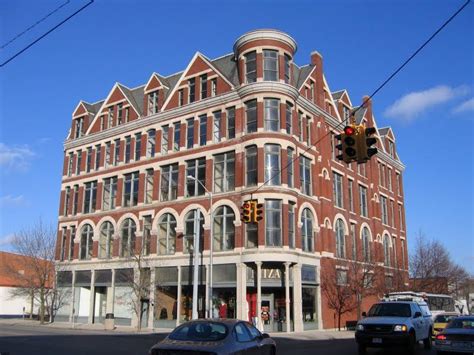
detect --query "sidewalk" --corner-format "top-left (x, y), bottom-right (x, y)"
top-left (0, 318), bottom-right (169, 334)
top-left (0, 318), bottom-right (355, 340)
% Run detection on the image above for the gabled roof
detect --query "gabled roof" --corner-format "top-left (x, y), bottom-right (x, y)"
top-left (211, 53), bottom-right (239, 86)
top-left (296, 65), bottom-right (314, 90)
top-left (162, 51), bottom-right (235, 110)
top-left (144, 73), bottom-right (169, 93)
top-left (117, 83), bottom-right (143, 116)
top-left (352, 106), bottom-right (367, 124)
top-left (378, 127), bottom-right (390, 136)
top-left (331, 90), bottom-right (345, 100)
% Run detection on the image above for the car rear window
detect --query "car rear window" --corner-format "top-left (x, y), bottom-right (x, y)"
top-left (169, 322), bottom-right (228, 341)
top-left (434, 315), bottom-right (457, 323)
top-left (368, 303), bottom-right (411, 317)
top-left (446, 318), bottom-right (474, 330)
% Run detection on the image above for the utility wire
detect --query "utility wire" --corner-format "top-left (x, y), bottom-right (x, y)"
top-left (0, 0), bottom-right (94, 68)
top-left (1, 0), bottom-right (71, 50)
top-left (253, 0), bottom-right (471, 194)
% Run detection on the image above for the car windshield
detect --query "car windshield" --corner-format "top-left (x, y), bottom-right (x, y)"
top-left (368, 303), bottom-right (411, 317)
top-left (168, 322), bottom-right (228, 341)
top-left (434, 315), bottom-right (457, 323)
top-left (446, 318), bottom-right (474, 330)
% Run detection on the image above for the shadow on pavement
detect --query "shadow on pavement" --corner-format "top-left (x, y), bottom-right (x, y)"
top-left (273, 336), bottom-right (434, 355)
top-left (0, 333), bottom-right (168, 355)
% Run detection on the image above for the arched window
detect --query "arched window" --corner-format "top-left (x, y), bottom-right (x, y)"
top-left (362, 227), bottom-right (371, 262)
top-left (80, 224), bottom-right (93, 260)
top-left (120, 218), bottom-right (136, 257)
top-left (99, 222), bottom-right (114, 259)
top-left (158, 213), bottom-right (176, 255)
top-left (213, 206), bottom-right (235, 251)
top-left (301, 208), bottom-right (314, 252)
top-left (335, 219), bottom-right (345, 258)
top-left (184, 210), bottom-right (204, 253)
top-left (383, 234), bottom-right (391, 267)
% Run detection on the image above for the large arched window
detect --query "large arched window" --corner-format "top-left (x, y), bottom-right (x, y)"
top-left (80, 224), bottom-right (93, 260)
top-left (335, 219), bottom-right (345, 258)
top-left (120, 218), bottom-right (136, 257)
top-left (184, 210), bottom-right (204, 253)
top-left (99, 222), bottom-right (114, 259)
top-left (213, 206), bottom-right (235, 251)
top-left (301, 208), bottom-right (314, 252)
top-left (362, 227), bottom-right (371, 262)
top-left (383, 234), bottom-right (391, 267)
top-left (158, 213), bottom-right (176, 255)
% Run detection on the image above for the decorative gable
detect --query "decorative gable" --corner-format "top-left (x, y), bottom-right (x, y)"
top-left (162, 52), bottom-right (233, 110)
top-left (86, 84), bottom-right (140, 134)
top-left (144, 73), bottom-right (166, 93)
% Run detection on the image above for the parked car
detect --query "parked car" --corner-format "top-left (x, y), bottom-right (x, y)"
top-left (434, 315), bottom-right (474, 354)
top-left (432, 312), bottom-right (459, 338)
top-left (355, 301), bottom-right (433, 355)
top-left (149, 319), bottom-right (276, 355)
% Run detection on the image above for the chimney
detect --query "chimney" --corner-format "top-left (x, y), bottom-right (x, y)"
top-left (310, 51), bottom-right (323, 69)
top-left (361, 95), bottom-right (373, 122)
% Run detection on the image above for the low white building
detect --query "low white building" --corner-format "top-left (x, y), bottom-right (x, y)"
top-left (0, 251), bottom-right (44, 318)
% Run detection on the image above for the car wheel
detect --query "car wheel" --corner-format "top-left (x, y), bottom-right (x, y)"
top-left (406, 332), bottom-right (416, 355)
top-left (423, 329), bottom-right (432, 349)
top-left (357, 344), bottom-right (367, 355)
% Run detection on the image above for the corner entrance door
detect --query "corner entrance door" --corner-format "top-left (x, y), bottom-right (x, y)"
top-left (261, 294), bottom-right (274, 332)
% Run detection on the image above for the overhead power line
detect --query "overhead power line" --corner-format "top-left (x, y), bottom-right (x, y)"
top-left (252, 0), bottom-right (471, 194)
top-left (1, 0), bottom-right (71, 50)
top-left (0, 0), bottom-right (94, 68)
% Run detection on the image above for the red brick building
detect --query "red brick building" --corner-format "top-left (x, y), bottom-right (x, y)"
top-left (55, 29), bottom-right (408, 331)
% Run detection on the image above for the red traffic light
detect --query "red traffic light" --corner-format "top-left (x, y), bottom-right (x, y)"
top-left (243, 203), bottom-right (250, 209)
top-left (344, 126), bottom-right (355, 135)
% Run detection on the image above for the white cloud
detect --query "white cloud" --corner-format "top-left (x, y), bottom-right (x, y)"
top-left (384, 85), bottom-right (470, 121)
top-left (0, 143), bottom-right (35, 171)
top-left (0, 195), bottom-right (29, 208)
top-left (452, 97), bottom-right (474, 114)
top-left (0, 234), bottom-right (15, 247)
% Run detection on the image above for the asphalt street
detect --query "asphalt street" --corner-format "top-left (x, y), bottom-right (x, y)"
top-left (0, 323), bottom-right (440, 355)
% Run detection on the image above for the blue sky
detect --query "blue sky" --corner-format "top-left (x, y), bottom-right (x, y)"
top-left (0, 0), bottom-right (473, 272)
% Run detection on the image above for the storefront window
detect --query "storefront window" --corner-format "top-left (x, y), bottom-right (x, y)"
top-left (302, 287), bottom-right (318, 330)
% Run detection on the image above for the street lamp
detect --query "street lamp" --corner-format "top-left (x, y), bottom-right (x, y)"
top-left (187, 175), bottom-right (214, 319)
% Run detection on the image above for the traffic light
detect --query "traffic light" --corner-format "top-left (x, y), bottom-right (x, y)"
top-left (241, 201), bottom-right (252, 223)
top-left (252, 201), bottom-right (263, 223)
top-left (357, 127), bottom-right (378, 162)
top-left (335, 125), bottom-right (358, 164)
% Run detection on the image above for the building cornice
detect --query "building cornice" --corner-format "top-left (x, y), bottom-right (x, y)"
top-left (233, 29), bottom-right (298, 54)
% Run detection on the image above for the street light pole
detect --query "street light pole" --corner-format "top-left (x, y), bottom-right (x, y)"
top-left (187, 176), bottom-right (213, 319)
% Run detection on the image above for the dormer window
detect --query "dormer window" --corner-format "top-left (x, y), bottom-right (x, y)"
top-left (245, 51), bottom-right (256, 83)
top-left (211, 78), bottom-right (217, 97)
top-left (388, 140), bottom-right (395, 158)
top-left (343, 106), bottom-right (350, 121)
top-left (117, 103), bottom-right (123, 125)
top-left (74, 117), bottom-right (84, 138)
top-left (188, 78), bottom-right (195, 103)
top-left (200, 74), bottom-right (207, 99)
top-left (263, 50), bottom-right (278, 81)
top-left (148, 91), bottom-right (159, 115)
top-left (107, 107), bottom-right (114, 128)
top-left (178, 89), bottom-right (184, 106)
